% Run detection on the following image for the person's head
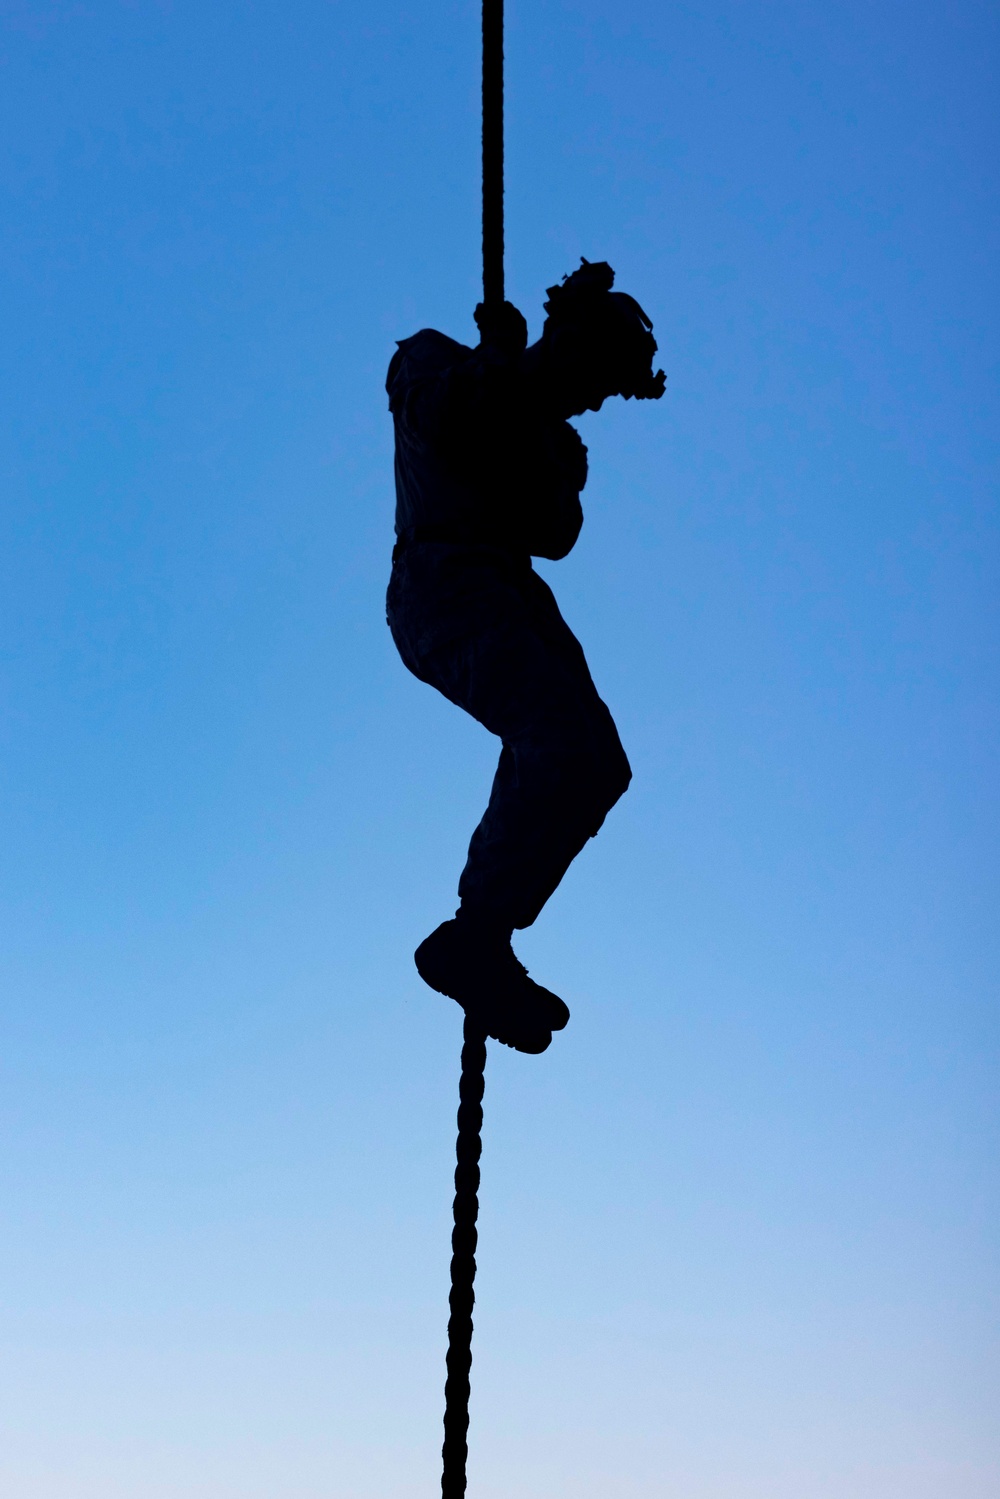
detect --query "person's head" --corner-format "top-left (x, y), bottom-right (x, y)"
top-left (539, 259), bottom-right (666, 416)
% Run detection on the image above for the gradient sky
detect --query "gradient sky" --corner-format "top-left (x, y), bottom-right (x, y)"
top-left (1, 2), bottom-right (997, 1495)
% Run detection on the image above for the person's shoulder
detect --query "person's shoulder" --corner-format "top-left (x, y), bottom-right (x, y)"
top-left (398, 328), bottom-right (472, 365)
top-left (386, 328), bottom-right (474, 404)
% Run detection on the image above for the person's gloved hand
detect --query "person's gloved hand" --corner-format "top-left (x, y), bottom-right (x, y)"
top-left (474, 300), bottom-right (528, 356)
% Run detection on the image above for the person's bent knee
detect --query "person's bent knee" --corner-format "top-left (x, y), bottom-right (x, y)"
top-left (591, 735), bottom-right (631, 819)
top-left (557, 716), bottom-right (631, 826)
top-left (605, 737), bottom-right (632, 806)
top-left (587, 703), bottom-right (631, 802)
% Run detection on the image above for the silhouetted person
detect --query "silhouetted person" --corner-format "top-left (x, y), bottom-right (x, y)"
top-left (387, 260), bottom-right (665, 1053)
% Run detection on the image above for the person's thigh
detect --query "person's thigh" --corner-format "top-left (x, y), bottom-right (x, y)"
top-left (389, 545), bottom-right (604, 742)
top-left (427, 589), bottom-right (601, 745)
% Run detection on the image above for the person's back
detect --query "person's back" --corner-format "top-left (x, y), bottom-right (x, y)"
top-left (386, 260), bottom-right (665, 1053)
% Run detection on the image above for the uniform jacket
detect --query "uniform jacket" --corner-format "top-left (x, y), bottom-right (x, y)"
top-left (387, 329), bottom-right (587, 561)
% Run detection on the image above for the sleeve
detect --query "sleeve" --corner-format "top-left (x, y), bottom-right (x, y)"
top-left (386, 332), bottom-right (493, 446)
top-left (524, 423), bottom-right (586, 559)
top-left (386, 332), bottom-right (589, 559)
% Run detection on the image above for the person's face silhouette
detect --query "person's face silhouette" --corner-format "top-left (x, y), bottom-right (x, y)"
top-left (539, 324), bottom-right (619, 417)
top-left (561, 382), bottom-right (610, 417)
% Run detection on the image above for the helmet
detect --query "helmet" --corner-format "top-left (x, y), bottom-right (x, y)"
top-left (542, 260), bottom-right (666, 401)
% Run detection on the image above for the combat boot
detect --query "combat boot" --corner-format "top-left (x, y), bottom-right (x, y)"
top-left (414, 916), bottom-right (570, 1054)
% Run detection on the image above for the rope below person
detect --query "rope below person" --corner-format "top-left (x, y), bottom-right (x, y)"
top-left (441, 1017), bottom-right (488, 1497)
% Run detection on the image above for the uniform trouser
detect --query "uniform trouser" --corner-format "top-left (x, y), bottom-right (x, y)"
top-left (386, 542), bottom-right (631, 931)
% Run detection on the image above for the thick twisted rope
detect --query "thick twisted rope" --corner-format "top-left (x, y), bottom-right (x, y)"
top-left (482, 0), bottom-right (504, 309)
top-left (441, 1016), bottom-right (488, 1497)
top-left (440, 8), bottom-right (502, 1493)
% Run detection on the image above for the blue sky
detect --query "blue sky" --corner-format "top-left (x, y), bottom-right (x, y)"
top-left (1, 1), bottom-right (997, 1494)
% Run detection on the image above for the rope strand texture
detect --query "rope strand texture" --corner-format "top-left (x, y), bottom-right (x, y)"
top-left (440, 7), bottom-right (502, 1490)
top-left (482, 0), bottom-right (504, 308)
top-left (441, 1017), bottom-right (488, 1498)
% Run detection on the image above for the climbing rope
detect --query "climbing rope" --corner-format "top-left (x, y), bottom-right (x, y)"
top-left (440, 8), bottom-right (503, 1495)
top-left (481, 0), bottom-right (504, 309)
top-left (441, 1017), bottom-right (488, 1497)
